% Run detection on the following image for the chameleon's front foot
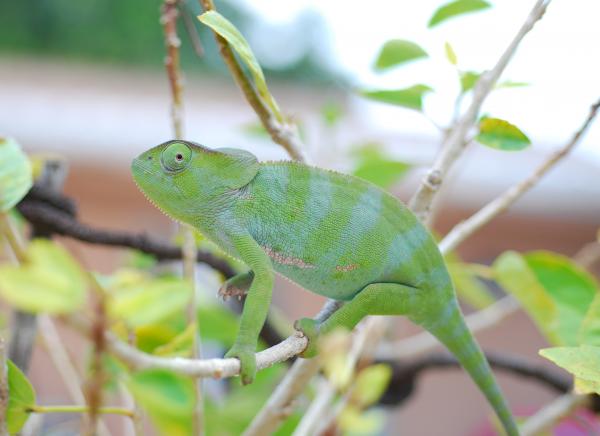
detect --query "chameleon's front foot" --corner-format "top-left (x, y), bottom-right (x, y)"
top-left (218, 271), bottom-right (253, 301)
top-left (294, 317), bottom-right (320, 358)
top-left (225, 344), bottom-right (257, 385)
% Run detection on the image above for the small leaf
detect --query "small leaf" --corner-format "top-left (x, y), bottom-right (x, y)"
top-left (0, 137), bottom-right (32, 212)
top-left (447, 262), bottom-right (495, 309)
top-left (476, 117), bottom-right (531, 151)
top-left (496, 80), bottom-right (530, 89)
top-left (444, 42), bottom-right (458, 65)
top-left (525, 251), bottom-right (598, 346)
top-left (109, 277), bottom-right (191, 327)
top-left (6, 360), bottom-right (36, 434)
top-left (154, 323), bottom-right (195, 357)
top-left (338, 407), bottom-right (386, 435)
top-left (493, 251), bottom-right (560, 344)
top-left (579, 293), bottom-right (600, 346)
top-left (540, 345), bottom-right (600, 395)
top-left (321, 102), bottom-right (344, 127)
top-left (428, 0), bottom-right (492, 28)
top-left (352, 144), bottom-right (410, 189)
top-left (361, 85), bottom-right (433, 111)
top-left (459, 70), bottom-right (481, 93)
top-left (198, 11), bottom-right (281, 120)
top-left (128, 369), bottom-right (195, 436)
top-left (350, 364), bottom-right (392, 408)
top-left (0, 239), bottom-right (87, 314)
top-left (373, 40), bottom-right (428, 71)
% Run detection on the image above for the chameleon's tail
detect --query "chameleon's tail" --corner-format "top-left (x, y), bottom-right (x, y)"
top-left (416, 294), bottom-right (519, 436)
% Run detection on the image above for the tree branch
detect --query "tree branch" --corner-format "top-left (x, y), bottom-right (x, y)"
top-left (197, 0), bottom-right (307, 162)
top-left (409, 0), bottom-right (551, 223)
top-left (521, 393), bottom-right (590, 436)
top-left (439, 98), bottom-right (600, 254)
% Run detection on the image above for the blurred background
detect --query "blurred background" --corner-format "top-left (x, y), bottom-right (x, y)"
top-left (1, 0), bottom-right (599, 434)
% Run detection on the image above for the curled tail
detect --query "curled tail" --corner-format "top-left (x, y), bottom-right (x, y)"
top-left (414, 292), bottom-right (519, 436)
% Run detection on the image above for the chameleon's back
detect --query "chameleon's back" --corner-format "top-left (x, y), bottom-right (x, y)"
top-left (235, 161), bottom-right (451, 300)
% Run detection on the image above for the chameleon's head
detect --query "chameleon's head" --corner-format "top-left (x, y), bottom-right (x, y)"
top-left (131, 140), bottom-right (259, 221)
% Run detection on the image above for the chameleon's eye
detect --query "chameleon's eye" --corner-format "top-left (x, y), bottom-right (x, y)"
top-left (161, 142), bottom-right (191, 172)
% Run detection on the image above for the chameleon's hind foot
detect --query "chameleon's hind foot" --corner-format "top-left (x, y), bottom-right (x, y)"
top-left (218, 271), bottom-right (253, 301)
top-left (294, 317), bottom-right (320, 358)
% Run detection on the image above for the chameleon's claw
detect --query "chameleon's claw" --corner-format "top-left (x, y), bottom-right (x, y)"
top-left (294, 317), bottom-right (320, 358)
top-left (225, 345), bottom-right (257, 385)
top-left (218, 272), bottom-right (253, 301)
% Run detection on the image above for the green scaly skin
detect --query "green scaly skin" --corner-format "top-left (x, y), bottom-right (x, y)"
top-left (131, 140), bottom-right (519, 436)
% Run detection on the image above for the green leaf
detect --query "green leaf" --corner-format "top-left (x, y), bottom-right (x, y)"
top-left (198, 11), bottom-right (281, 120)
top-left (493, 251), bottom-right (560, 344)
top-left (525, 251), bottom-right (598, 346)
top-left (128, 370), bottom-right (195, 436)
top-left (0, 137), bottom-right (33, 212)
top-left (444, 42), bottom-right (458, 65)
top-left (428, 0), bottom-right (492, 28)
top-left (352, 145), bottom-right (410, 189)
top-left (360, 85), bottom-right (433, 111)
top-left (0, 239), bottom-right (87, 314)
top-left (540, 345), bottom-right (600, 395)
top-left (6, 360), bottom-right (36, 434)
top-left (338, 407), bottom-right (386, 435)
top-left (350, 364), bottom-right (392, 408)
top-left (447, 262), bottom-right (495, 309)
top-left (459, 70), bottom-right (481, 93)
top-left (373, 40), bottom-right (428, 71)
top-left (476, 117), bottom-right (531, 151)
top-left (581, 294), bottom-right (600, 346)
top-left (109, 277), bottom-right (191, 327)
top-left (321, 102), bottom-right (344, 127)
top-left (197, 304), bottom-right (239, 347)
top-left (496, 80), bottom-right (530, 89)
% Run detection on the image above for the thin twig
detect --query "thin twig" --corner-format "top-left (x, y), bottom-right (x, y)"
top-left (521, 393), bottom-right (590, 436)
top-left (409, 0), bottom-right (551, 223)
top-left (377, 296), bottom-right (519, 360)
top-left (439, 98), bottom-right (600, 254)
top-left (197, 0), bottom-right (307, 162)
top-left (0, 337), bottom-right (8, 436)
top-left (574, 241), bottom-right (600, 270)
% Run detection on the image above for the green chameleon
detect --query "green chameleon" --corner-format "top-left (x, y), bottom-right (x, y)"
top-left (132, 140), bottom-right (519, 435)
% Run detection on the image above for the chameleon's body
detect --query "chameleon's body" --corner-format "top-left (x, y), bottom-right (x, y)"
top-left (132, 140), bottom-right (518, 436)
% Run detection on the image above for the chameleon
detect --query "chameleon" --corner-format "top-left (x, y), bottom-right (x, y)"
top-left (131, 140), bottom-right (519, 436)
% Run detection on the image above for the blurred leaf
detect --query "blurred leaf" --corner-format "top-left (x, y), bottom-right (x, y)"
top-left (352, 145), bottom-right (410, 189)
top-left (460, 70), bottom-right (481, 93)
top-left (338, 407), bottom-right (385, 435)
top-left (109, 277), bottom-right (191, 327)
top-left (525, 251), bottom-right (598, 346)
top-left (493, 251), bottom-right (560, 344)
top-left (360, 85), bottom-right (433, 111)
top-left (6, 359), bottom-right (36, 434)
top-left (125, 250), bottom-right (157, 270)
top-left (320, 329), bottom-right (353, 390)
top-left (321, 102), bottom-right (344, 127)
top-left (540, 345), bottom-right (600, 395)
top-left (373, 39), bottom-right (428, 71)
top-left (0, 239), bottom-right (87, 314)
top-left (447, 262), bottom-right (495, 309)
top-left (197, 304), bottom-right (239, 347)
top-left (476, 117), bottom-right (531, 151)
top-left (154, 323), bottom-right (195, 357)
top-left (444, 41), bottom-right (458, 65)
top-left (0, 137), bottom-right (32, 212)
top-left (128, 369), bottom-right (195, 436)
top-left (496, 80), bottom-right (530, 89)
top-left (198, 11), bottom-right (281, 119)
top-left (575, 376), bottom-right (600, 395)
top-left (135, 316), bottom-right (186, 353)
top-left (428, 0), bottom-right (492, 28)
top-left (241, 122), bottom-right (269, 139)
top-left (351, 364), bottom-right (392, 408)
top-left (581, 294), bottom-right (600, 346)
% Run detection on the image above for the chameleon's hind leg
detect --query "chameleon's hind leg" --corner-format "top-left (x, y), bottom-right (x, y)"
top-left (295, 282), bottom-right (418, 357)
top-left (218, 271), bottom-right (254, 300)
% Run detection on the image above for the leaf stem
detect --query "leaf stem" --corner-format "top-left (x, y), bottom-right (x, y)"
top-left (0, 212), bottom-right (28, 262)
top-left (28, 404), bottom-right (134, 417)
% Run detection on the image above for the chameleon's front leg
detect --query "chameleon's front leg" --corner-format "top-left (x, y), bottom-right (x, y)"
top-left (225, 234), bottom-right (273, 385)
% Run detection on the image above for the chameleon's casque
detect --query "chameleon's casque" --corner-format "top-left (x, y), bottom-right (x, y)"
top-left (132, 140), bottom-right (519, 436)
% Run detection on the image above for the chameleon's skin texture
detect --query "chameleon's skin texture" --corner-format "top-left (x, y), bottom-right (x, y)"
top-left (132, 140), bottom-right (519, 436)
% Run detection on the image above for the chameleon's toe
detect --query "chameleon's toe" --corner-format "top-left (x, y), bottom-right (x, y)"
top-left (217, 283), bottom-right (247, 301)
top-left (225, 345), bottom-right (257, 385)
top-left (294, 317), bottom-right (320, 358)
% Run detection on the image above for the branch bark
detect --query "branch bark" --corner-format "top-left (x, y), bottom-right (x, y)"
top-left (439, 98), bottom-right (600, 254)
top-left (409, 0), bottom-right (551, 223)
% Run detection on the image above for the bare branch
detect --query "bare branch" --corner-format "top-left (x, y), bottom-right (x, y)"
top-left (521, 393), bottom-right (590, 436)
top-left (197, 0), bottom-right (307, 162)
top-left (439, 98), bottom-right (600, 254)
top-left (409, 0), bottom-right (551, 223)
